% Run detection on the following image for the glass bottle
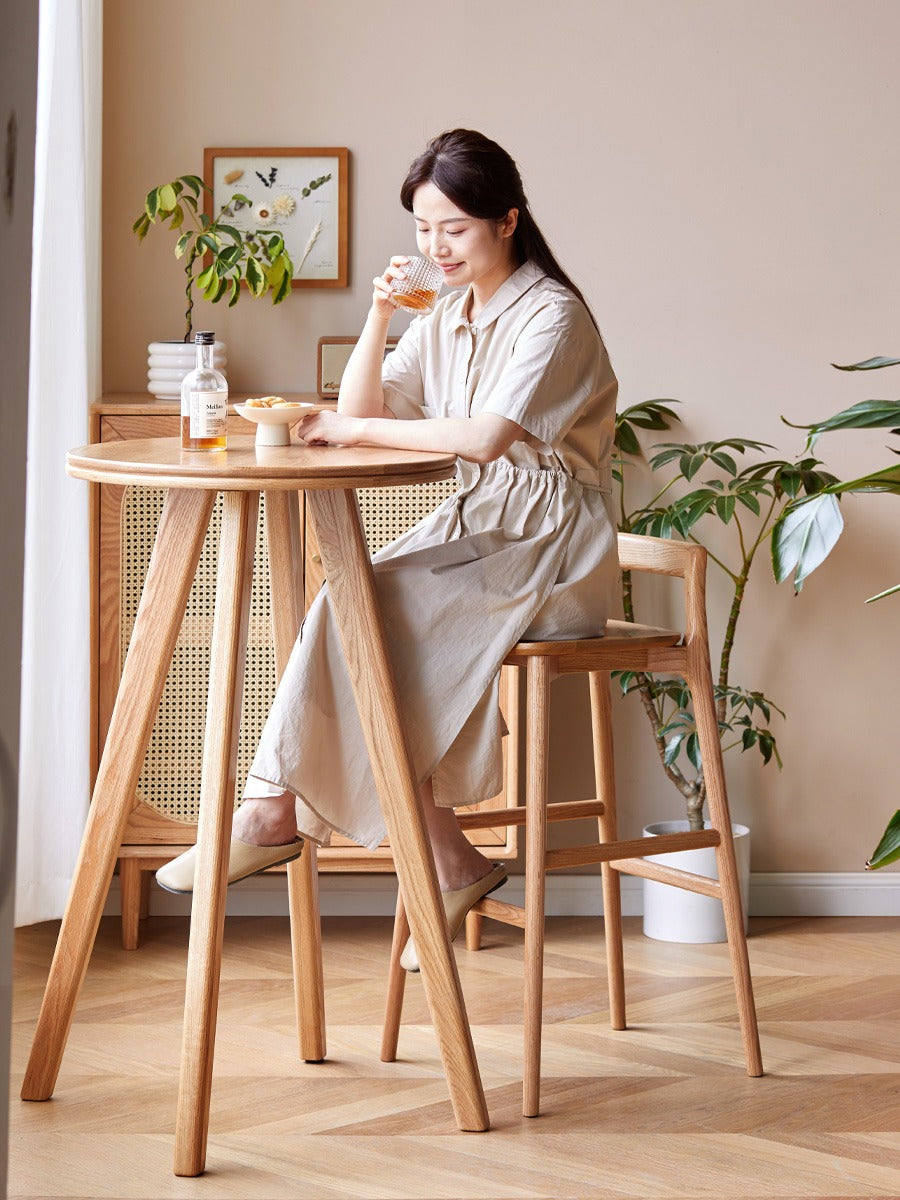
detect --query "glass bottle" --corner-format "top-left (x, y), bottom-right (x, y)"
top-left (180, 331), bottom-right (228, 451)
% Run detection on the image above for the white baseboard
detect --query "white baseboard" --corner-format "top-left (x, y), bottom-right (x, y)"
top-left (104, 871), bottom-right (900, 920)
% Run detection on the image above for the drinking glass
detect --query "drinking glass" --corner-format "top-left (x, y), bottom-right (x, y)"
top-left (390, 256), bottom-right (443, 313)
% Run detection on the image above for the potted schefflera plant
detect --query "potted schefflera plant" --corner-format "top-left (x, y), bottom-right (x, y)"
top-left (133, 172), bottom-right (295, 398)
top-left (614, 399), bottom-right (850, 942)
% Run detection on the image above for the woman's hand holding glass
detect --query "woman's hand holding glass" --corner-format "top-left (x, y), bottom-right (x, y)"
top-left (373, 255), bottom-right (443, 319)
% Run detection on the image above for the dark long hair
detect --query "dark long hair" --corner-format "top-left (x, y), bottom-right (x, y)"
top-left (400, 129), bottom-right (599, 331)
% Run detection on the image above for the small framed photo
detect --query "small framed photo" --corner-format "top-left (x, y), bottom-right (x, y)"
top-left (204, 147), bottom-right (349, 288)
top-left (317, 336), bottom-right (400, 398)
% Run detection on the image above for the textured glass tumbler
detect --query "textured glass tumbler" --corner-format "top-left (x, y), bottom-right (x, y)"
top-left (390, 256), bottom-right (443, 313)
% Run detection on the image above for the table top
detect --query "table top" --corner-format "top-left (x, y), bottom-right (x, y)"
top-left (67, 437), bottom-right (458, 491)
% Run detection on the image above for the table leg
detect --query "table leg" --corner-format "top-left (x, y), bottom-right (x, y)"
top-left (305, 487), bottom-right (489, 1133)
top-left (21, 488), bottom-right (215, 1102)
top-left (174, 491), bottom-right (258, 1177)
top-left (264, 490), bottom-right (326, 1063)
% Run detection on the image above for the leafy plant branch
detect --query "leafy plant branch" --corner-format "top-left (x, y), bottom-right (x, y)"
top-left (614, 401), bottom-right (838, 830)
top-left (132, 173), bottom-right (296, 340)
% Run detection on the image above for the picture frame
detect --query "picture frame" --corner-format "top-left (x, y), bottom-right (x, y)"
top-left (204, 147), bottom-right (349, 288)
top-left (317, 336), bottom-right (400, 398)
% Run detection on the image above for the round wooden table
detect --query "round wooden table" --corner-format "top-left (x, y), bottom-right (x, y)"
top-left (21, 436), bottom-right (490, 1176)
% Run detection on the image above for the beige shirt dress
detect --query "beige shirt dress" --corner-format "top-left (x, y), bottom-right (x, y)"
top-left (247, 261), bottom-right (619, 849)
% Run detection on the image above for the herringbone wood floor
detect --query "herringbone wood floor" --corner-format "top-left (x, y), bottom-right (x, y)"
top-left (9, 914), bottom-right (900, 1198)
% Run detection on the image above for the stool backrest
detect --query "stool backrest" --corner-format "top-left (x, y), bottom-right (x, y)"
top-left (616, 532), bottom-right (709, 649)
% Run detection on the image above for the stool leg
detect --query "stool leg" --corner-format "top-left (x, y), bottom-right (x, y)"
top-left (523, 655), bottom-right (550, 1117)
top-left (119, 859), bottom-right (143, 951)
top-left (381, 888), bottom-right (410, 1062)
top-left (287, 846), bottom-right (326, 1062)
top-left (589, 671), bottom-right (626, 1030)
top-left (265, 490), bottom-right (326, 1064)
top-left (21, 488), bottom-right (214, 1103)
top-left (464, 910), bottom-right (484, 951)
top-left (690, 663), bottom-right (763, 1078)
top-left (174, 491), bottom-right (258, 1177)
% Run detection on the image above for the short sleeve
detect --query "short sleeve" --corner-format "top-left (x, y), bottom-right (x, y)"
top-left (381, 321), bottom-right (427, 421)
top-left (479, 298), bottom-right (609, 451)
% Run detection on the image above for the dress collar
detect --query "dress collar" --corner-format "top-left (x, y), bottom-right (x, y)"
top-left (448, 261), bottom-right (546, 333)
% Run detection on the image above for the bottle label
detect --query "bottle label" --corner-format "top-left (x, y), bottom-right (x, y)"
top-left (190, 388), bottom-right (227, 438)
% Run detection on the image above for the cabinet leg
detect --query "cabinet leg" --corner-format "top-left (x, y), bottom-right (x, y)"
top-left (120, 859), bottom-right (143, 951)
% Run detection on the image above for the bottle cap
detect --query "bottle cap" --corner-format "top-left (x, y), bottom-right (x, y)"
top-left (194, 331), bottom-right (215, 344)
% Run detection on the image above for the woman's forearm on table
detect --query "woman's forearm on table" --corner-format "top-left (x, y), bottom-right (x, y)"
top-left (354, 413), bottom-right (522, 464)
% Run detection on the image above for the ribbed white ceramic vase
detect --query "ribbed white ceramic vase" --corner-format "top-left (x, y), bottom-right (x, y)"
top-left (641, 820), bottom-right (750, 943)
top-left (147, 340), bottom-right (227, 400)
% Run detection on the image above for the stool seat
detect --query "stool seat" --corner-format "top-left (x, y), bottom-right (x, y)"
top-left (383, 532), bottom-right (763, 1116)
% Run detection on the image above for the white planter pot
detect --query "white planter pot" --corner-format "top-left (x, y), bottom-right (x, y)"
top-left (147, 340), bottom-right (227, 400)
top-left (641, 820), bottom-right (750, 944)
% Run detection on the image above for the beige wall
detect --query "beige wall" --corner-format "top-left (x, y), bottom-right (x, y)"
top-left (103, 0), bottom-right (900, 873)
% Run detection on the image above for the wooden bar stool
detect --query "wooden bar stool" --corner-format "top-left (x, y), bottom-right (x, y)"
top-left (383, 532), bottom-right (764, 1116)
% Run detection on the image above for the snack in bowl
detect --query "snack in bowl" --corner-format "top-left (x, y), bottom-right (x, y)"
top-left (234, 397), bottom-right (309, 446)
top-left (243, 395), bottom-right (302, 409)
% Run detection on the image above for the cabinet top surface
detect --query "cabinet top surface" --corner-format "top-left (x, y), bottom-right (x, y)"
top-left (67, 436), bottom-right (457, 491)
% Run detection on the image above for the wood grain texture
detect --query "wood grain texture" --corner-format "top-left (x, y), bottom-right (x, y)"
top-left (306, 485), bottom-right (489, 1134)
top-left (385, 530), bottom-right (763, 1116)
top-left (20, 488), bottom-right (215, 1104)
top-left (10, 914), bottom-right (900, 1199)
top-left (175, 490), bottom-right (258, 1176)
top-left (264, 488), bottom-right (326, 1065)
top-left (68, 437), bottom-right (457, 492)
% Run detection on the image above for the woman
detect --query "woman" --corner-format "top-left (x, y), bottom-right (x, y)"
top-left (158, 129), bottom-right (619, 967)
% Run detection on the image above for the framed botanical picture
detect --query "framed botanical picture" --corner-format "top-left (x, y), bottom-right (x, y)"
top-left (317, 336), bottom-right (400, 398)
top-left (204, 147), bottom-right (349, 288)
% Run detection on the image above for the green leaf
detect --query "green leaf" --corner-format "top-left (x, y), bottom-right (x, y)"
top-left (196, 263), bottom-right (216, 292)
top-left (132, 213), bottom-right (151, 239)
top-left (179, 174), bottom-right (205, 195)
top-left (245, 255), bottom-right (265, 296)
top-left (215, 223), bottom-right (244, 245)
top-left (736, 490), bottom-right (761, 516)
top-left (714, 494), bottom-right (736, 524)
top-left (772, 493), bottom-right (844, 590)
top-left (158, 183), bottom-right (177, 213)
top-left (227, 277), bottom-right (240, 307)
top-left (167, 204), bottom-right (184, 231)
top-left (202, 268), bottom-right (221, 300)
top-left (867, 810), bottom-right (900, 869)
top-left (866, 582), bottom-right (900, 603)
top-left (144, 188), bottom-right (160, 220)
top-left (784, 399), bottom-right (900, 450)
top-left (615, 423), bottom-right (641, 456)
top-left (685, 732), bottom-right (702, 771)
top-left (197, 233), bottom-right (220, 255)
top-left (217, 244), bottom-right (243, 269)
top-left (663, 733), bottom-right (685, 766)
top-left (825, 464), bottom-right (900, 497)
top-left (267, 258), bottom-right (285, 289)
top-left (174, 231), bottom-right (193, 259)
top-left (710, 451), bottom-right (738, 476)
top-left (833, 356), bottom-right (900, 371)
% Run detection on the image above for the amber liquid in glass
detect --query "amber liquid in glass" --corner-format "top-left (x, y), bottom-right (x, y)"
top-left (393, 285), bottom-right (438, 312)
top-left (181, 414), bottom-right (226, 452)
